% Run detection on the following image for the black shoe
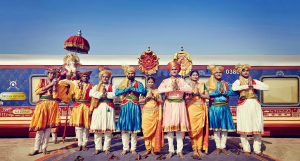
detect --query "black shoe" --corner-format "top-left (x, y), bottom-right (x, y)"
top-left (74, 155), bottom-right (84, 161)
top-left (28, 150), bottom-right (39, 156)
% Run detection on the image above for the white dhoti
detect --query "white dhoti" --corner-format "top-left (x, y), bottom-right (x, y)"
top-left (167, 132), bottom-right (184, 153)
top-left (34, 128), bottom-right (51, 151)
top-left (232, 78), bottom-right (268, 154)
top-left (237, 99), bottom-right (264, 153)
top-left (75, 127), bottom-right (89, 146)
top-left (51, 132), bottom-right (57, 142)
top-left (213, 131), bottom-right (228, 149)
top-left (90, 103), bottom-right (116, 151)
top-left (121, 132), bottom-right (137, 151)
top-left (90, 103), bottom-right (115, 133)
top-left (240, 134), bottom-right (262, 153)
top-left (94, 133), bottom-right (112, 151)
top-left (237, 99), bottom-right (264, 134)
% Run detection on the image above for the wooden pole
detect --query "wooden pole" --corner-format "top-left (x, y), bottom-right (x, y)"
top-left (62, 104), bottom-right (69, 143)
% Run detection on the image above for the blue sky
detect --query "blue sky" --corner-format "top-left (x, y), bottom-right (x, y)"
top-left (1, 0), bottom-right (300, 55)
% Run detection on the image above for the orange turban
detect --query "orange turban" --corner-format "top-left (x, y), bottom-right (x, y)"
top-left (167, 61), bottom-right (181, 72)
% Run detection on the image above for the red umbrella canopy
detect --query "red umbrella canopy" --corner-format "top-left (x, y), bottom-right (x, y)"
top-left (64, 30), bottom-right (90, 54)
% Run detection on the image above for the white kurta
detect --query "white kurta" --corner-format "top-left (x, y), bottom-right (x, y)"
top-left (89, 84), bottom-right (116, 133)
top-left (232, 79), bottom-right (269, 134)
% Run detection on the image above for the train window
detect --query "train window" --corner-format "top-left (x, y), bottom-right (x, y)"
top-left (262, 77), bottom-right (299, 105)
top-left (30, 75), bottom-right (47, 104)
top-left (111, 76), bottom-right (146, 104)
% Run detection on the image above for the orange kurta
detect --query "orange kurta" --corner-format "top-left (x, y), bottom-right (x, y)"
top-left (142, 89), bottom-right (164, 152)
top-left (69, 81), bottom-right (92, 128)
top-left (187, 82), bottom-right (209, 153)
top-left (29, 79), bottom-right (60, 131)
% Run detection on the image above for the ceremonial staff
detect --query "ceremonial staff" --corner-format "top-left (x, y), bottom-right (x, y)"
top-left (62, 103), bottom-right (70, 143)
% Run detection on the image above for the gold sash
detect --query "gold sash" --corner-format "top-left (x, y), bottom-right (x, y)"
top-left (239, 76), bottom-right (257, 99)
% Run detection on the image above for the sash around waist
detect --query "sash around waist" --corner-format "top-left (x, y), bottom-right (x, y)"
top-left (39, 95), bottom-right (60, 102)
top-left (75, 99), bottom-right (91, 103)
top-left (40, 95), bottom-right (53, 100)
top-left (211, 102), bottom-right (228, 106)
top-left (239, 96), bottom-right (258, 100)
top-left (125, 94), bottom-right (139, 101)
top-left (99, 98), bottom-right (113, 103)
top-left (167, 97), bottom-right (184, 102)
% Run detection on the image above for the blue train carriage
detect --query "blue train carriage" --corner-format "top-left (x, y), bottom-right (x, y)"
top-left (0, 54), bottom-right (299, 137)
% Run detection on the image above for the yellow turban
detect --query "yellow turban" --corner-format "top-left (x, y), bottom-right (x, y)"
top-left (98, 68), bottom-right (112, 78)
top-left (235, 64), bottom-right (251, 74)
top-left (118, 65), bottom-right (136, 89)
top-left (94, 68), bottom-right (112, 101)
top-left (206, 65), bottom-right (224, 92)
top-left (122, 65), bottom-right (136, 76)
top-left (207, 65), bottom-right (224, 74)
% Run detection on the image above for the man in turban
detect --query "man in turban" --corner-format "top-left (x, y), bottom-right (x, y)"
top-left (232, 64), bottom-right (269, 156)
top-left (115, 66), bottom-right (146, 155)
top-left (89, 68), bottom-right (116, 155)
top-left (28, 68), bottom-right (60, 156)
top-left (158, 61), bottom-right (192, 158)
top-left (70, 71), bottom-right (93, 151)
top-left (206, 65), bottom-right (236, 155)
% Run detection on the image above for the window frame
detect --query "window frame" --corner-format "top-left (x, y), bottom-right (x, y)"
top-left (260, 76), bottom-right (300, 107)
top-left (29, 74), bottom-right (47, 105)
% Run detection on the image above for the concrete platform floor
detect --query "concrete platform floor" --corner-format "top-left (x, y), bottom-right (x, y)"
top-left (0, 136), bottom-right (299, 161)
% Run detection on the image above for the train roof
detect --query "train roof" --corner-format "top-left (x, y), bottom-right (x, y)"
top-left (0, 54), bottom-right (299, 66)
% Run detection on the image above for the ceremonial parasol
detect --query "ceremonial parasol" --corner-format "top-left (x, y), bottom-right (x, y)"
top-left (64, 30), bottom-right (90, 54)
